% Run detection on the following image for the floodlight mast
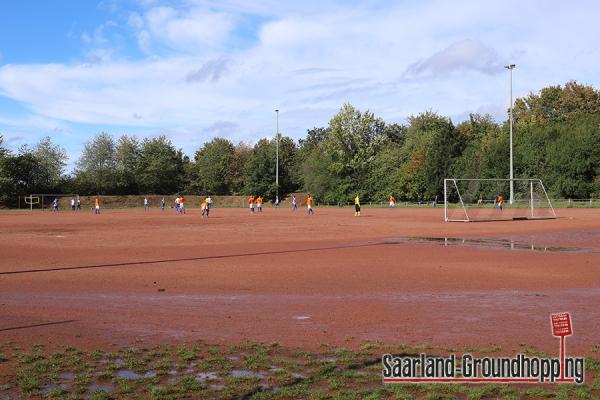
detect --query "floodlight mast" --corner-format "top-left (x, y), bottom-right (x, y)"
top-left (275, 109), bottom-right (280, 200)
top-left (505, 64), bottom-right (516, 205)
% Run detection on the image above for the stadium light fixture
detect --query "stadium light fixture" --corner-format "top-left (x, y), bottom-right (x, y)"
top-left (504, 64), bottom-right (516, 205)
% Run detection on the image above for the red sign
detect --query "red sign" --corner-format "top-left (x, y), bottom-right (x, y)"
top-left (551, 313), bottom-right (572, 337)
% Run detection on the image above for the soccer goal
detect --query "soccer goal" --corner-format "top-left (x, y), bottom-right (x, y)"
top-left (444, 179), bottom-right (556, 222)
top-left (26, 194), bottom-right (80, 211)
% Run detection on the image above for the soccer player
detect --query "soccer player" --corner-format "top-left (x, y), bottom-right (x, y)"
top-left (161, 197), bottom-right (165, 212)
top-left (175, 196), bottom-right (180, 213)
top-left (306, 194), bottom-right (314, 216)
top-left (70, 197), bottom-right (76, 211)
top-left (95, 196), bottom-right (101, 214)
top-left (201, 199), bottom-right (208, 218)
top-left (207, 195), bottom-right (213, 211)
top-left (497, 195), bottom-right (503, 211)
top-left (76, 197), bottom-right (81, 210)
top-left (52, 198), bottom-right (59, 212)
top-left (144, 197), bottom-right (149, 211)
top-left (389, 195), bottom-right (395, 208)
top-left (257, 195), bottom-right (263, 213)
top-left (354, 195), bottom-right (361, 217)
top-left (180, 196), bottom-right (186, 214)
top-left (249, 195), bottom-right (255, 214)
top-left (275, 195), bottom-right (280, 208)
top-left (292, 195), bottom-right (297, 211)
top-left (477, 192), bottom-right (484, 206)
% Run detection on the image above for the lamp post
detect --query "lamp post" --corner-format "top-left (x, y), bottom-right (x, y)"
top-left (275, 109), bottom-right (279, 199)
top-left (504, 64), bottom-right (516, 205)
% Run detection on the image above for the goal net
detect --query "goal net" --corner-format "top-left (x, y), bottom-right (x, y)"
top-left (444, 179), bottom-right (556, 222)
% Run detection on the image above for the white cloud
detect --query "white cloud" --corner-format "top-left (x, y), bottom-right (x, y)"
top-left (1, 0), bottom-right (600, 153)
top-left (133, 6), bottom-right (235, 54)
top-left (404, 39), bottom-right (503, 78)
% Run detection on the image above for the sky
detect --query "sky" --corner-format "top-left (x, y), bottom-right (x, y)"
top-left (1, 0), bottom-right (599, 171)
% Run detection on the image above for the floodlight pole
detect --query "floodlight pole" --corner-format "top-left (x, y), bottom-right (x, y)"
top-left (505, 64), bottom-right (516, 205)
top-left (275, 109), bottom-right (280, 199)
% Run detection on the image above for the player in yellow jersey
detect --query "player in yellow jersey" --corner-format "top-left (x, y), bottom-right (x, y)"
top-left (354, 195), bottom-right (361, 217)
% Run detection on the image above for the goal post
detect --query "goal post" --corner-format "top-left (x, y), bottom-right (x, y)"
top-left (444, 178), bottom-right (556, 222)
top-left (24, 195), bottom-right (40, 211)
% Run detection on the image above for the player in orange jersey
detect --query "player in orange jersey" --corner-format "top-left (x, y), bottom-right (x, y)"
top-left (248, 195), bottom-right (255, 214)
top-left (306, 194), bottom-right (314, 216)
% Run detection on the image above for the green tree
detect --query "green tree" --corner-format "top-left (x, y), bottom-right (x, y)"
top-left (33, 136), bottom-right (68, 190)
top-left (303, 103), bottom-right (386, 202)
top-left (0, 135), bottom-right (13, 203)
top-left (244, 138), bottom-right (274, 197)
top-left (519, 117), bottom-right (600, 198)
top-left (452, 114), bottom-right (503, 180)
top-left (244, 136), bottom-right (299, 199)
top-left (396, 111), bottom-right (461, 200)
top-left (115, 135), bottom-right (140, 194)
top-left (383, 123), bottom-right (407, 145)
top-left (136, 136), bottom-right (184, 194)
top-left (3, 152), bottom-right (49, 195)
top-left (75, 133), bottom-right (117, 194)
top-left (228, 143), bottom-right (252, 194)
top-left (514, 81), bottom-right (600, 126)
top-left (298, 127), bottom-right (329, 156)
top-left (193, 138), bottom-right (235, 195)
top-left (301, 146), bottom-right (338, 202)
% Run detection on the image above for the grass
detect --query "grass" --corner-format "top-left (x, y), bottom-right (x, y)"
top-left (0, 342), bottom-right (598, 399)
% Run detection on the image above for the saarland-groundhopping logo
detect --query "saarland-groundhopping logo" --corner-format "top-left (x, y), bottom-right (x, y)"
top-left (382, 313), bottom-right (585, 384)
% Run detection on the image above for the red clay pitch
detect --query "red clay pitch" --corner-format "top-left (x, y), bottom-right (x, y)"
top-left (1, 207), bottom-right (599, 355)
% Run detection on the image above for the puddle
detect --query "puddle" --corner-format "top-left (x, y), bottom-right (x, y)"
top-left (59, 372), bottom-right (74, 380)
top-left (379, 237), bottom-right (600, 253)
top-left (41, 383), bottom-right (68, 393)
top-left (230, 369), bottom-right (265, 379)
top-left (88, 383), bottom-right (115, 393)
top-left (195, 371), bottom-right (220, 381)
top-left (116, 370), bottom-right (157, 379)
top-left (209, 384), bottom-right (226, 390)
top-left (319, 357), bottom-right (337, 363)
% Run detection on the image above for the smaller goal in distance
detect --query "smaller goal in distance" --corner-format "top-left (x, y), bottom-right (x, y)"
top-left (444, 178), bottom-right (556, 222)
top-left (26, 194), bottom-right (80, 211)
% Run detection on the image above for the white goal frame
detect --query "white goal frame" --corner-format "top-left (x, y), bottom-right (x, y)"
top-left (444, 178), bottom-right (556, 222)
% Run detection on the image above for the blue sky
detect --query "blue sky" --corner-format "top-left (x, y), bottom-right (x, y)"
top-left (1, 0), bottom-right (600, 171)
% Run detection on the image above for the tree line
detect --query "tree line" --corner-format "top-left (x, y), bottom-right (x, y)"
top-left (0, 81), bottom-right (598, 206)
